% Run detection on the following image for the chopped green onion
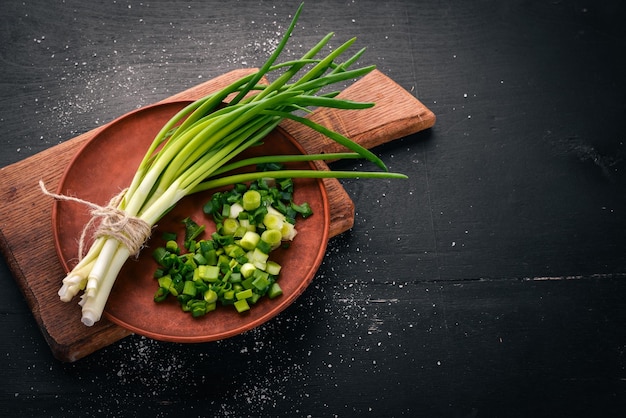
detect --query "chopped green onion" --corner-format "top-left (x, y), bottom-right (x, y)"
top-left (152, 179), bottom-right (307, 317)
top-left (267, 283), bottom-right (283, 299)
top-left (234, 299), bottom-right (250, 313)
top-left (240, 231), bottom-right (261, 251)
top-left (236, 288), bottom-right (254, 301)
top-left (242, 190), bottom-right (261, 211)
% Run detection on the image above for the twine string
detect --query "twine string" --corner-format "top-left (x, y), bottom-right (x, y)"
top-left (39, 180), bottom-right (152, 260)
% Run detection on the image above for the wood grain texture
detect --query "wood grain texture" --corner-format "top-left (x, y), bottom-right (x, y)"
top-left (0, 68), bottom-right (434, 361)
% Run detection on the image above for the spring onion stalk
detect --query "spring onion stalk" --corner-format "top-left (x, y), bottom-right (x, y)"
top-left (57, 3), bottom-right (407, 326)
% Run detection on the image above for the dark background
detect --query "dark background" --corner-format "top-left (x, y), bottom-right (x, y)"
top-left (2, 1), bottom-right (626, 417)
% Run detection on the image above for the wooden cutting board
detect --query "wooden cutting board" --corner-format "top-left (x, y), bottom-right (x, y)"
top-left (0, 68), bottom-right (435, 362)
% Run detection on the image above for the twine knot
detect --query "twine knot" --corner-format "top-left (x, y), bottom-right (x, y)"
top-left (39, 180), bottom-right (152, 259)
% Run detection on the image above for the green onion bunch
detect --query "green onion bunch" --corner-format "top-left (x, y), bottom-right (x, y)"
top-left (58, 3), bottom-right (406, 326)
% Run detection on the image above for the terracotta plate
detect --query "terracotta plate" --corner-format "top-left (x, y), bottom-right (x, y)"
top-left (52, 101), bottom-right (330, 342)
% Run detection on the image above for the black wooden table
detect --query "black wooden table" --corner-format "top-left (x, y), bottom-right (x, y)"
top-left (2, 1), bottom-right (625, 417)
